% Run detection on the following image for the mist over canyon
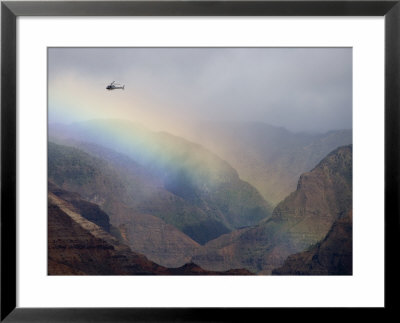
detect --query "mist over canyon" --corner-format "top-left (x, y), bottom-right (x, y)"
top-left (48, 119), bottom-right (352, 275)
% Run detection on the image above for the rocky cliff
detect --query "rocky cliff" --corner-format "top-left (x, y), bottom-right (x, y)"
top-left (272, 211), bottom-right (352, 275)
top-left (48, 183), bottom-right (252, 275)
top-left (48, 191), bottom-right (168, 275)
top-left (48, 135), bottom-right (271, 245)
top-left (191, 145), bottom-right (352, 274)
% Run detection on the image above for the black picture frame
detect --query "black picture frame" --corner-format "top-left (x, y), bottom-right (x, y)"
top-left (1, 1), bottom-right (399, 321)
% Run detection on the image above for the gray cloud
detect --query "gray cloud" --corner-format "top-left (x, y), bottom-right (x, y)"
top-left (49, 47), bottom-right (352, 133)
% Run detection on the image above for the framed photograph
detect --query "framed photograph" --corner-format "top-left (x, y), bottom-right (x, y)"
top-left (1, 0), bottom-right (399, 321)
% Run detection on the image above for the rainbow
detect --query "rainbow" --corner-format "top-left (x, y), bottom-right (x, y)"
top-left (49, 114), bottom-right (233, 188)
top-left (48, 72), bottom-right (233, 185)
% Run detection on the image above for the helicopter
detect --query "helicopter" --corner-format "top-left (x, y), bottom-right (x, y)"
top-left (106, 81), bottom-right (125, 90)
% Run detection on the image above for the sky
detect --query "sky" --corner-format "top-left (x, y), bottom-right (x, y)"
top-left (48, 47), bottom-right (352, 133)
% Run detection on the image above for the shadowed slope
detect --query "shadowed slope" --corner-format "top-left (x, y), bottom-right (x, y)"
top-left (48, 186), bottom-right (252, 275)
top-left (48, 192), bottom-right (170, 275)
top-left (48, 181), bottom-right (202, 268)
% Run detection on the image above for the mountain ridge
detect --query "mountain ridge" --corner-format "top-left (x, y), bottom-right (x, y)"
top-left (49, 120), bottom-right (272, 241)
top-left (48, 119), bottom-right (352, 275)
top-left (178, 121), bottom-right (352, 205)
top-left (191, 145), bottom-right (352, 274)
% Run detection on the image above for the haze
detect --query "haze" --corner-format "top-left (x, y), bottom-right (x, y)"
top-left (48, 47), bottom-right (352, 133)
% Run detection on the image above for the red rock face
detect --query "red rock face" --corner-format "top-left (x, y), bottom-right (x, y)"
top-left (48, 184), bottom-right (252, 275)
top-left (48, 195), bottom-right (170, 275)
top-left (49, 178), bottom-right (203, 269)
